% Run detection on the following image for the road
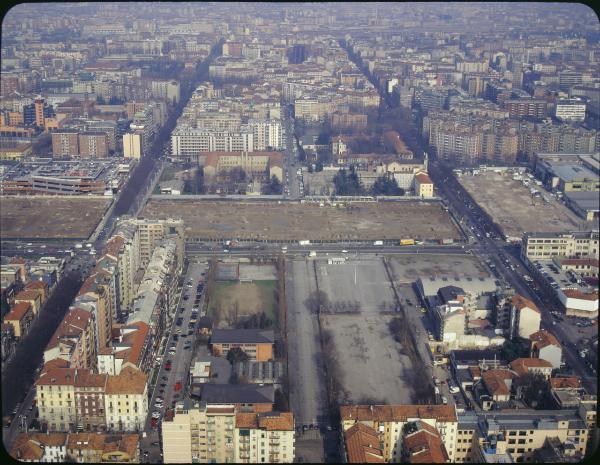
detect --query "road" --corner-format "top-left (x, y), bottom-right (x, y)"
top-left (139, 258), bottom-right (209, 463)
top-left (429, 161), bottom-right (597, 393)
top-left (282, 105), bottom-right (302, 199)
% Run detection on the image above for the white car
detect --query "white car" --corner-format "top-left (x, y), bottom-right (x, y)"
top-left (342, 250), bottom-right (348, 253)
top-left (151, 412), bottom-right (161, 419)
top-left (154, 403), bottom-right (164, 409)
top-left (169, 349), bottom-right (176, 355)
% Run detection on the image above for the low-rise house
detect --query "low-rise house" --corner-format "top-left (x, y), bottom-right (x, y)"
top-left (549, 376), bottom-right (586, 408)
top-left (199, 383), bottom-right (274, 413)
top-left (210, 329), bottom-right (275, 361)
top-left (10, 432), bottom-right (68, 462)
top-left (477, 369), bottom-right (516, 407)
top-left (509, 358), bottom-right (554, 379)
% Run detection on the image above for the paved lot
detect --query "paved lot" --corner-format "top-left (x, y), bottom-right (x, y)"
top-left (316, 259), bottom-right (417, 404)
top-left (0, 196), bottom-right (111, 239)
top-left (285, 259), bottom-right (328, 428)
top-left (303, 170), bottom-right (335, 196)
top-left (239, 263), bottom-right (278, 280)
top-left (457, 170), bottom-right (587, 238)
top-left (143, 199), bottom-right (460, 241)
top-left (388, 253), bottom-right (490, 283)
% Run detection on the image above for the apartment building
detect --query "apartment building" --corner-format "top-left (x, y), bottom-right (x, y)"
top-left (44, 307), bottom-right (97, 370)
top-left (3, 301), bottom-right (33, 338)
top-left (162, 400), bottom-right (237, 463)
top-left (171, 127), bottom-right (255, 160)
top-left (52, 129), bottom-right (80, 158)
top-left (133, 218), bottom-right (185, 270)
top-left (529, 330), bottom-right (563, 368)
top-left (521, 231), bottom-right (599, 261)
top-left (556, 99), bottom-right (586, 122)
top-left (104, 366), bottom-right (148, 432)
top-left (97, 321), bottom-right (151, 376)
top-left (163, 400), bottom-right (294, 464)
top-left (343, 422), bottom-right (385, 463)
top-left (234, 411), bottom-right (295, 463)
top-left (74, 371), bottom-right (108, 432)
top-left (505, 99), bottom-right (548, 119)
top-left (210, 329), bottom-right (275, 362)
top-left (123, 132), bottom-right (143, 159)
top-left (78, 132), bottom-right (109, 159)
top-left (414, 172), bottom-right (434, 198)
top-left (75, 272), bottom-right (115, 350)
top-left (340, 404), bottom-right (459, 462)
top-left (36, 367), bottom-right (78, 432)
top-left (509, 294), bottom-right (542, 340)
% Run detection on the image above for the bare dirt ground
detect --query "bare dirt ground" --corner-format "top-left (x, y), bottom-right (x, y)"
top-left (458, 170), bottom-right (586, 238)
top-left (143, 199), bottom-right (460, 241)
top-left (208, 281), bottom-right (277, 327)
top-left (0, 196), bottom-right (111, 239)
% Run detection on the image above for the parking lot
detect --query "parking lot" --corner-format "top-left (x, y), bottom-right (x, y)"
top-left (388, 253), bottom-right (490, 283)
top-left (316, 258), bottom-right (418, 404)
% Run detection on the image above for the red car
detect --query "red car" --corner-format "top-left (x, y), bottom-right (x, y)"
top-left (165, 361), bottom-right (172, 371)
top-left (151, 418), bottom-right (158, 428)
top-left (174, 380), bottom-right (182, 392)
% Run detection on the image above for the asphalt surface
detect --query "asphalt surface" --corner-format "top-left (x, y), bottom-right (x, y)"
top-left (429, 161), bottom-right (597, 394)
top-left (139, 259), bottom-right (209, 463)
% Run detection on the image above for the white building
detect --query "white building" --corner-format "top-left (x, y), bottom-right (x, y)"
top-left (556, 98), bottom-right (586, 121)
top-left (123, 132), bottom-right (143, 159)
top-left (104, 366), bottom-right (148, 432)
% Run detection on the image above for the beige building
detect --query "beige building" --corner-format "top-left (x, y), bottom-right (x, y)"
top-left (234, 412), bottom-right (295, 463)
top-left (162, 400), bottom-right (237, 463)
top-left (52, 130), bottom-right (80, 158)
top-left (75, 272), bottom-right (115, 350)
top-left (163, 400), bottom-right (295, 464)
top-left (414, 172), bottom-right (434, 198)
top-left (203, 151), bottom-right (283, 182)
top-left (123, 132), bottom-right (143, 159)
top-left (36, 367), bottom-right (78, 432)
top-left (134, 218), bottom-right (185, 270)
top-left (521, 231), bottom-right (599, 261)
top-left (104, 366), bottom-right (148, 432)
top-left (340, 405), bottom-right (458, 463)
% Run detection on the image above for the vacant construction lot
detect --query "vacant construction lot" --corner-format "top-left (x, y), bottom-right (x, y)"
top-left (143, 199), bottom-right (460, 241)
top-left (0, 196), bottom-right (111, 239)
top-left (458, 171), bottom-right (584, 238)
top-left (316, 259), bottom-right (416, 404)
top-left (389, 253), bottom-right (490, 283)
top-left (207, 280), bottom-right (277, 327)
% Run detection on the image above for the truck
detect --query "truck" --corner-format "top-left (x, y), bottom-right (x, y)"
top-left (299, 240), bottom-right (311, 245)
top-left (85, 243), bottom-right (92, 248)
top-left (309, 251), bottom-right (317, 257)
top-left (373, 240), bottom-right (383, 246)
top-left (400, 239), bottom-right (415, 246)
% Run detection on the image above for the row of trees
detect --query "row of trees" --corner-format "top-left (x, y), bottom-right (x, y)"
top-left (333, 167), bottom-right (405, 196)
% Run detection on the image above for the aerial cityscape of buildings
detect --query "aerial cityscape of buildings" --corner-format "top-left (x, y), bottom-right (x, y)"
top-left (1, 2), bottom-right (598, 464)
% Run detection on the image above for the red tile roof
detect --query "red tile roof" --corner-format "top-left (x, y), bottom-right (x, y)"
top-left (550, 376), bottom-right (582, 390)
top-left (4, 302), bottom-right (32, 321)
top-left (482, 369), bottom-right (515, 397)
top-left (403, 423), bottom-right (449, 463)
top-left (529, 330), bottom-right (561, 349)
top-left (562, 289), bottom-right (598, 301)
top-left (344, 423), bottom-right (385, 463)
top-left (340, 405), bottom-right (457, 423)
top-left (511, 294), bottom-right (540, 314)
top-left (510, 358), bottom-right (553, 377)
